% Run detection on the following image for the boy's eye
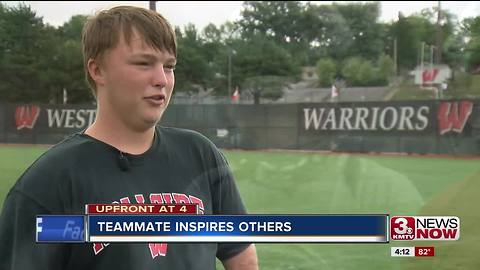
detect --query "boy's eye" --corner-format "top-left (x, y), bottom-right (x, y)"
top-left (164, 65), bottom-right (176, 71)
top-left (136, 62), bottom-right (150, 66)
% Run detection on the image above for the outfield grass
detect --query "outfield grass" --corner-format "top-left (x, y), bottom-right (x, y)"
top-left (224, 151), bottom-right (480, 270)
top-left (0, 145), bottom-right (49, 207)
top-left (1, 146), bottom-right (479, 269)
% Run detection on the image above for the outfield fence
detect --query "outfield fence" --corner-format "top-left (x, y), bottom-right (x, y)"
top-left (1, 99), bottom-right (479, 155)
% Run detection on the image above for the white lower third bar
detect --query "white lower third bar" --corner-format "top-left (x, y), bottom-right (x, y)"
top-left (391, 247), bottom-right (415, 257)
top-left (89, 236), bottom-right (386, 242)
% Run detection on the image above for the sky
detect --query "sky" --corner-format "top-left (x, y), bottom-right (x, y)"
top-left (2, 1), bottom-right (480, 30)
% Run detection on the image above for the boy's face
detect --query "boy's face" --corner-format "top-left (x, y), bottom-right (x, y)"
top-left (95, 29), bottom-right (176, 131)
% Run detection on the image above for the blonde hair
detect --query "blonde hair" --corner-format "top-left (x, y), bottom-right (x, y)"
top-left (82, 6), bottom-right (177, 97)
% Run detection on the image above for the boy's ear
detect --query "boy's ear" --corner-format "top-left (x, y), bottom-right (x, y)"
top-left (87, 58), bottom-right (105, 87)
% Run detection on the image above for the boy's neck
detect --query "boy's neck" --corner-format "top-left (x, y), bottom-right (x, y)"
top-left (85, 114), bottom-right (155, 155)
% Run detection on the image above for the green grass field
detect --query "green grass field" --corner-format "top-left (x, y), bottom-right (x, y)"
top-left (1, 146), bottom-right (479, 269)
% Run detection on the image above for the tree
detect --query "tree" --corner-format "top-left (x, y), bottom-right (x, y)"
top-left (462, 16), bottom-right (480, 71)
top-left (377, 54), bottom-right (394, 83)
top-left (357, 59), bottom-right (376, 86)
top-left (341, 57), bottom-right (363, 86)
top-left (243, 75), bottom-right (291, 105)
top-left (333, 2), bottom-right (385, 60)
top-left (341, 56), bottom-right (390, 86)
top-left (58, 15), bottom-right (88, 41)
top-left (231, 34), bottom-right (298, 104)
top-left (56, 15), bottom-right (91, 103)
top-left (389, 7), bottom-right (457, 72)
top-left (237, 1), bottom-right (391, 67)
top-left (316, 58), bottom-right (336, 87)
top-left (306, 4), bottom-right (353, 62)
top-left (0, 3), bottom-right (58, 103)
top-left (174, 24), bottom-right (215, 94)
top-left (238, 1), bottom-right (312, 66)
top-left (239, 1), bottom-right (305, 45)
top-left (0, 4), bottom-right (91, 104)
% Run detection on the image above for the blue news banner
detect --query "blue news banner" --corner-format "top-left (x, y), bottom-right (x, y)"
top-left (36, 216), bottom-right (85, 242)
top-left (36, 215), bottom-right (388, 243)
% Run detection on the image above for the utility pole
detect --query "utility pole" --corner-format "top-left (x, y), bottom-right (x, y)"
top-left (149, 1), bottom-right (156, 11)
top-left (435, 1), bottom-right (442, 64)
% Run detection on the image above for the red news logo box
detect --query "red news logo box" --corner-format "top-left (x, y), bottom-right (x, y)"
top-left (391, 217), bottom-right (415, 240)
top-left (390, 216), bottom-right (460, 241)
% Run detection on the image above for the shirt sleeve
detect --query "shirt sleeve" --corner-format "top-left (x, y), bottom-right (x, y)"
top-left (0, 189), bottom-right (69, 270)
top-left (210, 150), bottom-right (247, 215)
top-left (209, 148), bottom-right (252, 261)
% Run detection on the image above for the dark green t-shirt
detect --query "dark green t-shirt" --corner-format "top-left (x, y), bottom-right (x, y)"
top-left (0, 126), bottom-right (249, 269)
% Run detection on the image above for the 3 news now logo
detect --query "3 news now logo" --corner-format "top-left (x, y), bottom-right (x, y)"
top-left (390, 216), bottom-right (460, 241)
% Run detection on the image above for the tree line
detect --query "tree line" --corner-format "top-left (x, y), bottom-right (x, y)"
top-left (1, 1), bottom-right (480, 104)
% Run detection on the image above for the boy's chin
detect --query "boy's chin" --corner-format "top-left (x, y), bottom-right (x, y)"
top-left (144, 115), bottom-right (163, 126)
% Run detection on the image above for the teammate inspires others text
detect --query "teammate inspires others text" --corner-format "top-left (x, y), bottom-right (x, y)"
top-left (97, 221), bottom-right (292, 233)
